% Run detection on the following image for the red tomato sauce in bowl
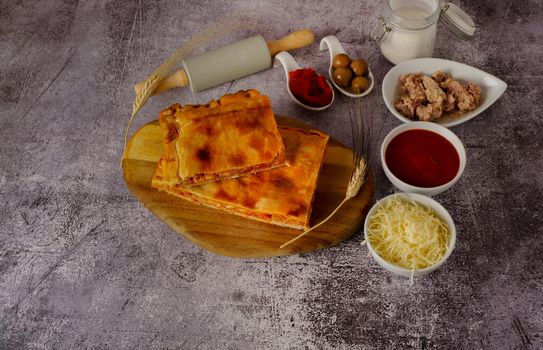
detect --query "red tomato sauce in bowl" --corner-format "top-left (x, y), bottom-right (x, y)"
top-left (385, 129), bottom-right (460, 188)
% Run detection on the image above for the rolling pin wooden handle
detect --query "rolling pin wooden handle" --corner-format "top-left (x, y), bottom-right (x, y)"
top-left (134, 69), bottom-right (189, 96)
top-left (266, 29), bottom-right (315, 57)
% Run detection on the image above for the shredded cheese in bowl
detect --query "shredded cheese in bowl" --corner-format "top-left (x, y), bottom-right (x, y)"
top-left (366, 195), bottom-right (451, 271)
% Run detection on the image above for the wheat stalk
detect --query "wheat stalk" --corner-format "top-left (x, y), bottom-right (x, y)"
top-left (122, 17), bottom-right (253, 162)
top-left (280, 96), bottom-right (381, 249)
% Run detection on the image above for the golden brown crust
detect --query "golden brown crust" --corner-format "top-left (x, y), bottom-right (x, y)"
top-left (154, 127), bottom-right (329, 229)
top-left (152, 90), bottom-right (287, 187)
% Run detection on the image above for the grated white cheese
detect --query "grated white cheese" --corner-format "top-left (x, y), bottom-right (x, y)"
top-left (367, 196), bottom-right (450, 270)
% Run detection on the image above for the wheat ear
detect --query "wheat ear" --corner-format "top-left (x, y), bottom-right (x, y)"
top-left (280, 158), bottom-right (367, 248)
top-left (281, 96), bottom-right (384, 248)
top-left (280, 97), bottom-right (377, 248)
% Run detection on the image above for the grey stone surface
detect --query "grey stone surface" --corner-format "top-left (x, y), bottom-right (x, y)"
top-left (1, 0), bottom-right (542, 349)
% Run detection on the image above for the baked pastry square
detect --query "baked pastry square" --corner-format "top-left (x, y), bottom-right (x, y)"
top-left (154, 127), bottom-right (329, 230)
top-left (152, 90), bottom-right (287, 187)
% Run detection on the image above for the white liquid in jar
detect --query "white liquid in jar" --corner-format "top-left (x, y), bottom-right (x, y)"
top-left (380, 7), bottom-right (437, 65)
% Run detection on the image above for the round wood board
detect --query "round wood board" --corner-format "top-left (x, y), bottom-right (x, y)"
top-left (122, 115), bottom-right (375, 258)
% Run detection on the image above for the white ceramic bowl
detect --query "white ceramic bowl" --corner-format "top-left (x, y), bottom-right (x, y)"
top-left (364, 192), bottom-right (456, 277)
top-left (382, 58), bottom-right (507, 127)
top-left (381, 121), bottom-right (466, 196)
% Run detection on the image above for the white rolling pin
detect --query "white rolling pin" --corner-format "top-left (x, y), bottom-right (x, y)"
top-left (134, 29), bottom-right (314, 95)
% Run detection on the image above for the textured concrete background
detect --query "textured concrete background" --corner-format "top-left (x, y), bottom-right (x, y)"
top-left (1, 0), bottom-right (542, 349)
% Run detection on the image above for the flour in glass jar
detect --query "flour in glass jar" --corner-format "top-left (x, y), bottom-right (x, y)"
top-left (380, 6), bottom-right (437, 64)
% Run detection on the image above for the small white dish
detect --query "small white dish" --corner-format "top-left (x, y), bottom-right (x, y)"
top-left (364, 192), bottom-right (456, 278)
top-left (273, 51), bottom-right (334, 111)
top-left (381, 121), bottom-right (466, 196)
top-left (319, 35), bottom-right (374, 98)
top-left (382, 58), bottom-right (507, 127)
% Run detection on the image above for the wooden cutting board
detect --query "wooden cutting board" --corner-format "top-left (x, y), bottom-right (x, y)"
top-left (122, 116), bottom-right (374, 258)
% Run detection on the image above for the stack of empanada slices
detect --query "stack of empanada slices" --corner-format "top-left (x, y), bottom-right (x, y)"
top-left (151, 89), bottom-right (329, 229)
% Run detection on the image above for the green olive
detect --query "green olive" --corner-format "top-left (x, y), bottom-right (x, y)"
top-left (332, 67), bottom-right (353, 87)
top-left (332, 53), bottom-right (351, 69)
top-left (350, 59), bottom-right (368, 76)
top-left (351, 76), bottom-right (369, 94)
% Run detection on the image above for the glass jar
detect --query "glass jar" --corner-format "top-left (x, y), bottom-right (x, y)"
top-left (370, 0), bottom-right (476, 65)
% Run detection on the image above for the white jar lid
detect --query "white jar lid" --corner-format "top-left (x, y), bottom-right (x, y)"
top-left (440, 2), bottom-right (476, 40)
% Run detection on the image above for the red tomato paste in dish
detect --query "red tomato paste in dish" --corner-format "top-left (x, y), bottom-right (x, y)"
top-left (385, 129), bottom-right (460, 188)
top-left (288, 68), bottom-right (333, 107)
